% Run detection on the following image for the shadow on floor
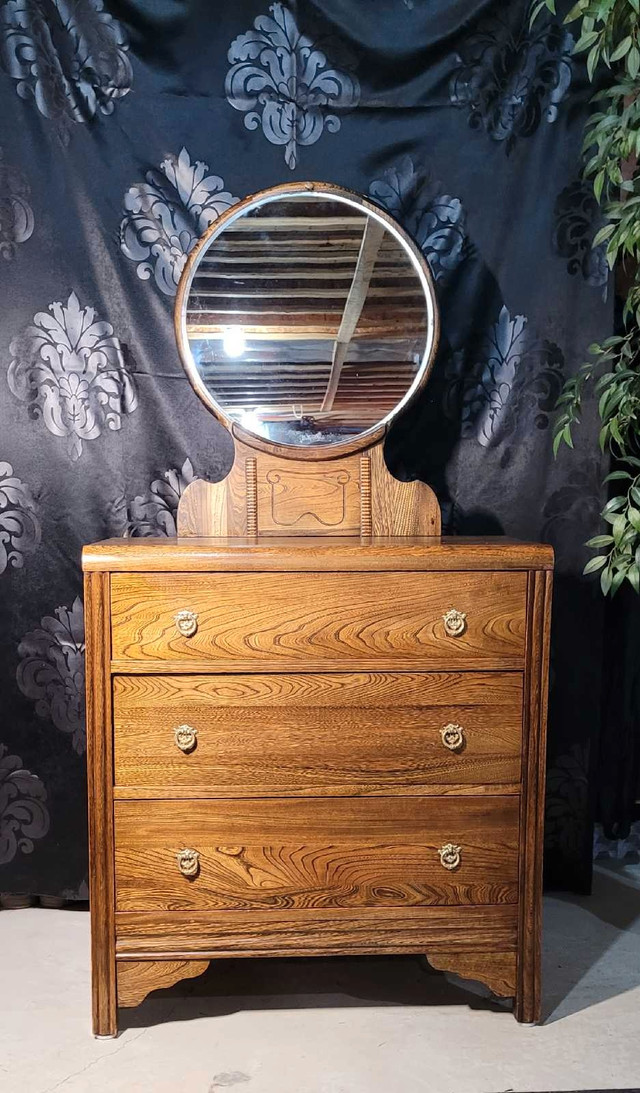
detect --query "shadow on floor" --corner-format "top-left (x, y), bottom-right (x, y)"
top-left (120, 867), bottom-right (640, 1033)
top-left (119, 953), bottom-right (507, 1032)
top-left (542, 865), bottom-right (640, 1023)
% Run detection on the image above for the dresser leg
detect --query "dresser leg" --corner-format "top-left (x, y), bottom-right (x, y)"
top-left (514, 939), bottom-right (541, 1024)
top-left (91, 946), bottom-right (117, 1038)
top-left (514, 980), bottom-right (540, 1024)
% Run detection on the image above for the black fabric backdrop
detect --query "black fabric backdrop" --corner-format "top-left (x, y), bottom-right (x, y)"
top-left (0, 0), bottom-right (619, 897)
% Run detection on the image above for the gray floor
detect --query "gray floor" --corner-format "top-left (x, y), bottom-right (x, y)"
top-left (2, 863), bottom-right (640, 1093)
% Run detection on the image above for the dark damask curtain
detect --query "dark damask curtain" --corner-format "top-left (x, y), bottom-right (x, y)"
top-left (0, 0), bottom-right (616, 898)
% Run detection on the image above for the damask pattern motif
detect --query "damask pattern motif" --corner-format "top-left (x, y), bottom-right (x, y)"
top-left (0, 744), bottom-right (49, 865)
top-left (126, 459), bottom-right (199, 537)
top-left (120, 148), bottom-right (239, 296)
top-left (545, 744), bottom-right (590, 861)
top-left (444, 309), bottom-right (565, 449)
top-left (225, 3), bottom-right (360, 169)
top-left (449, 12), bottom-right (573, 152)
top-left (369, 156), bottom-right (467, 281)
top-left (16, 597), bottom-right (85, 755)
top-left (0, 0), bottom-right (132, 131)
top-left (0, 462), bottom-right (40, 575)
top-left (445, 306), bottom-right (527, 446)
top-left (553, 180), bottom-right (609, 294)
top-left (0, 145), bottom-right (34, 259)
top-left (540, 458), bottom-right (605, 568)
top-left (7, 291), bottom-right (137, 461)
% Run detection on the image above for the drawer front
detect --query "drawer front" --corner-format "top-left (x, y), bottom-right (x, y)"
top-left (110, 571), bottom-right (527, 670)
top-left (113, 672), bottom-right (523, 796)
top-left (114, 796), bottom-right (519, 912)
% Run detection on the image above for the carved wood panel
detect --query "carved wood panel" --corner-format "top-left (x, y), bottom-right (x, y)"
top-left (177, 437), bottom-right (440, 537)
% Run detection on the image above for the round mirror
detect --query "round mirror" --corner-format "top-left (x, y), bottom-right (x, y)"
top-left (176, 183), bottom-right (438, 455)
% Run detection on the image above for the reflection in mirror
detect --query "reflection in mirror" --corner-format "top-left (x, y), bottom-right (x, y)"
top-left (183, 192), bottom-right (432, 447)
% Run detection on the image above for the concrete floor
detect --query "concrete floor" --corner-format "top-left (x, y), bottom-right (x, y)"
top-left (1, 864), bottom-right (639, 1093)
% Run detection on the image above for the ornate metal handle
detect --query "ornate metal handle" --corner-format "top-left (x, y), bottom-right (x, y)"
top-left (442, 608), bottom-right (467, 637)
top-left (440, 723), bottom-right (465, 752)
top-left (438, 843), bottom-right (462, 871)
top-left (174, 724), bottom-right (198, 753)
top-left (176, 848), bottom-right (200, 877)
top-left (175, 609), bottom-right (198, 638)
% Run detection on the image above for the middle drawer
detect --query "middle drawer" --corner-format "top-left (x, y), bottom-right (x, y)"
top-left (113, 672), bottom-right (523, 797)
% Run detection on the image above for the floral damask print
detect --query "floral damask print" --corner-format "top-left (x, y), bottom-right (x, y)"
top-left (225, 3), bottom-right (360, 170)
top-left (444, 310), bottom-right (565, 449)
top-left (449, 11), bottom-right (573, 153)
top-left (446, 306), bottom-right (527, 446)
top-left (120, 148), bottom-right (239, 296)
top-left (540, 458), bottom-right (604, 568)
top-left (0, 146), bottom-right (34, 259)
top-left (369, 156), bottom-right (467, 282)
top-left (61, 878), bottom-right (89, 900)
top-left (553, 181), bottom-right (609, 295)
top-left (0, 744), bottom-right (49, 864)
top-left (545, 744), bottom-right (590, 861)
top-left (16, 596), bottom-right (85, 755)
top-left (0, 0), bottom-right (132, 134)
top-left (126, 459), bottom-right (199, 536)
top-left (0, 462), bottom-right (40, 575)
top-left (7, 291), bottom-right (137, 461)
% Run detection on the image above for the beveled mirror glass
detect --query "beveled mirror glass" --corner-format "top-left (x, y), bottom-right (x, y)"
top-left (176, 184), bottom-right (438, 453)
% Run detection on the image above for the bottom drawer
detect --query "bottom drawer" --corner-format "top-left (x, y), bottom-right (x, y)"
top-left (114, 797), bottom-right (519, 912)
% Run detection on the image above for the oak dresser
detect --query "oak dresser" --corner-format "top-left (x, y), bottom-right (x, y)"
top-left (84, 532), bottom-right (552, 1036)
top-left (83, 181), bottom-right (553, 1036)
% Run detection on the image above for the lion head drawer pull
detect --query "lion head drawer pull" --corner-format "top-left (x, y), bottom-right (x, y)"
top-left (440, 723), bottom-right (465, 752)
top-left (175, 609), bottom-right (198, 637)
top-left (442, 608), bottom-right (467, 637)
top-left (176, 848), bottom-right (200, 877)
top-left (438, 843), bottom-right (462, 871)
top-left (174, 724), bottom-right (198, 753)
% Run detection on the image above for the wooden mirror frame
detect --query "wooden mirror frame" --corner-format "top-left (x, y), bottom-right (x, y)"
top-left (174, 181), bottom-right (440, 462)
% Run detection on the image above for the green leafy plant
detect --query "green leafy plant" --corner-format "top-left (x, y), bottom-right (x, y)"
top-left (534, 0), bottom-right (640, 594)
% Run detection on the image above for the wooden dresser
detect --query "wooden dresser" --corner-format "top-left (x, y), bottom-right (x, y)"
top-left (84, 179), bottom-right (553, 1036)
top-left (84, 531), bottom-right (552, 1037)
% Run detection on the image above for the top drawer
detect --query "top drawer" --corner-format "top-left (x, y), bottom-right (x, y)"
top-left (110, 571), bottom-right (527, 670)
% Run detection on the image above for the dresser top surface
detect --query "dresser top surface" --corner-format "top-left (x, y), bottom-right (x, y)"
top-left (83, 535), bottom-right (553, 573)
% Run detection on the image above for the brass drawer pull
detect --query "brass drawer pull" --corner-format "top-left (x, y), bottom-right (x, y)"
top-left (438, 843), bottom-right (462, 871)
top-left (440, 723), bottom-right (465, 752)
top-left (174, 724), bottom-right (198, 753)
top-left (442, 608), bottom-right (467, 637)
top-left (175, 609), bottom-right (198, 637)
top-left (176, 848), bottom-right (200, 877)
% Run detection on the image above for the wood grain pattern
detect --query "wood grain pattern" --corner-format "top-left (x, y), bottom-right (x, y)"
top-left (84, 535), bottom-right (554, 573)
top-left (113, 672), bottom-right (523, 796)
top-left (114, 796), bottom-right (519, 912)
top-left (110, 571), bottom-right (527, 671)
top-left (177, 479), bottom-right (231, 537)
top-left (427, 951), bottom-right (516, 997)
top-left (117, 959), bottom-right (209, 1007)
top-left (516, 568), bottom-right (552, 1024)
top-left (85, 572), bottom-right (117, 1038)
top-left (115, 904), bottom-right (518, 958)
top-left (370, 442), bottom-right (440, 535)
